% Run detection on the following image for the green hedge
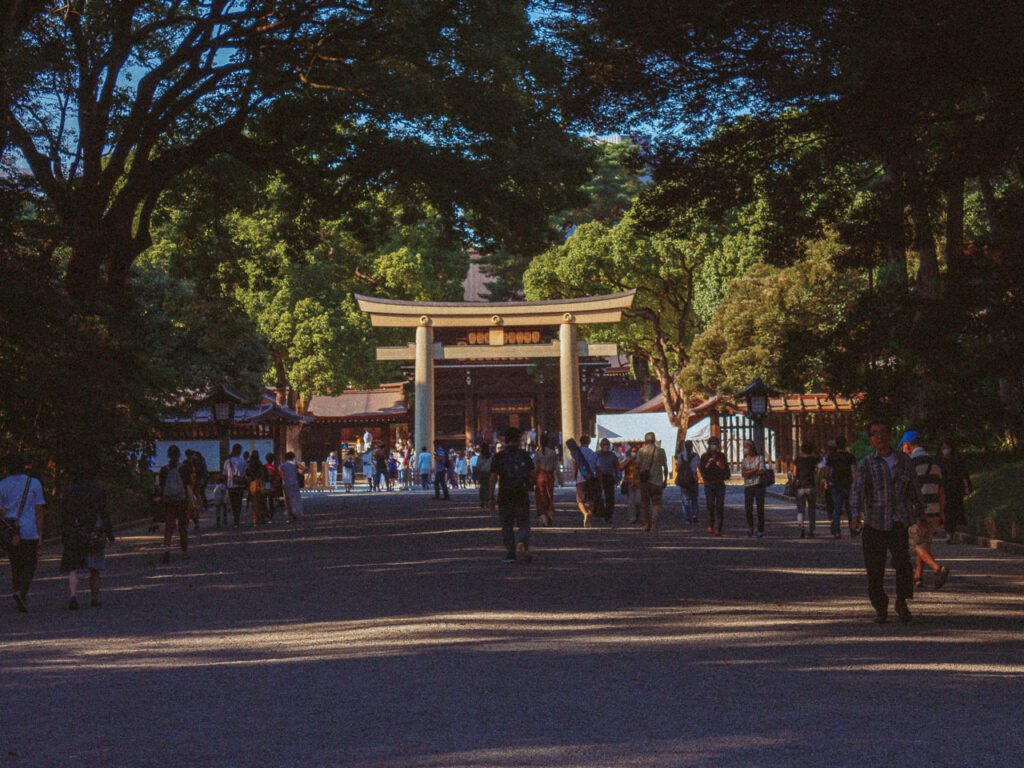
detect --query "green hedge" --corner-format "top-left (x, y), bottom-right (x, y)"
top-left (963, 456), bottom-right (1024, 544)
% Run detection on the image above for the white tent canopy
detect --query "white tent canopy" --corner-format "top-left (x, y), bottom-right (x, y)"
top-left (595, 412), bottom-right (679, 450)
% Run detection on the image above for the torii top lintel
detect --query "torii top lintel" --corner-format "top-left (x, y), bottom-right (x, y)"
top-left (355, 289), bottom-right (637, 328)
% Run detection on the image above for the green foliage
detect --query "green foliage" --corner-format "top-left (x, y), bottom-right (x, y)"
top-left (684, 234), bottom-right (866, 395)
top-left (964, 456), bottom-right (1024, 544)
top-left (525, 215), bottom-right (698, 421)
top-left (147, 161), bottom-right (469, 399)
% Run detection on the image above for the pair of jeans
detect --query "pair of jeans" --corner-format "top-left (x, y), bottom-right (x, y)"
top-left (420, 473), bottom-right (430, 490)
top-left (327, 467), bottom-right (337, 487)
top-left (640, 483), bottom-right (664, 529)
top-left (597, 474), bottom-right (616, 519)
top-left (830, 485), bottom-right (852, 534)
top-left (499, 501), bottom-right (530, 556)
top-left (862, 523), bottom-right (913, 615)
top-left (704, 484), bottom-right (726, 532)
top-left (680, 485), bottom-right (699, 521)
top-left (477, 471), bottom-right (491, 508)
top-left (744, 485), bottom-right (765, 532)
top-left (434, 470), bottom-right (449, 499)
top-left (228, 486), bottom-right (245, 525)
top-left (796, 488), bottom-right (816, 532)
top-left (8, 539), bottom-right (39, 598)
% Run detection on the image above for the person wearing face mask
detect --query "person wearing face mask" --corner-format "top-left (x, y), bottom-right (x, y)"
top-left (699, 437), bottom-right (731, 536)
top-left (594, 438), bottom-right (618, 522)
top-left (938, 440), bottom-right (972, 542)
top-left (618, 444), bottom-right (643, 524)
top-left (740, 440), bottom-right (766, 538)
top-left (636, 432), bottom-right (669, 532)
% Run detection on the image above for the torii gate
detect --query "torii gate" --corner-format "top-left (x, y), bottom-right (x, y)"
top-left (355, 290), bottom-right (636, 459)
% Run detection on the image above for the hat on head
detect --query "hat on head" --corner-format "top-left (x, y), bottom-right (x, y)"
top-left (898, 430), bottom-right (921, 447)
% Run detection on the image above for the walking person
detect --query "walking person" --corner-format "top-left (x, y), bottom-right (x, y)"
top-left (794, 444), bottom-right (819, 538)
top-left (60, 457), bottom-right (114, 610)
top-left (488, 427), bottom-right (535, 563)
top-left (433, 443), bottom-right (450, 500)
top-left (636, 432), bottom-right (669, 532)
top-left (900, 431), bottom-right (951, 589)
top-left (675, 440), bottom-right (700, 524)
top-left (851, 420), bottom-right (927, 623)
top-left (594, 437), bottom-right (618, 522)
top-left (158, 445), bottom-right (192, 563)
top-left (222, 444), bottom-right (247, 526)
top-left (699, 437), bottom-right (730, 536)
top-left (574, 435), bottom-right (599, 527)
top-left (533, 433), bottom-right (558, 526)
top-left (280, 451), bottom-right (304, 522)
top-left (618, 444), bottom-right (642, 524)
top-left (1, 453), bottom-right (47, 613)
top-left (740, 440), bottom-right (766, 538)
top-left (475, 442), bottom-right (494, 509)
top-left (939, 440), bottom-right (972, 542)
top-left (826, 435), bottom-right (857, 538)
top-left (362, 447), bottom-right (374, 491)
top-left (264, 453), bottom-right (283, 520)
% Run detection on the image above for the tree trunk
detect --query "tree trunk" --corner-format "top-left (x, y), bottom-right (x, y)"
top-left (270, 347), bottom-right (293, 407)
top-left (978, 176), bottom-right (1002, 245)
top-left (909, 192), bottom-right (940, 300)
top-left (944, 174), bottom-right (965, 286)
top-left (879, 162), bottom-right (908, 289)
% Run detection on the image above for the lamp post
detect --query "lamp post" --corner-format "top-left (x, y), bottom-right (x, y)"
top-left (209, 385), bottom-right (242, 470)
top-left (737, 377), bottom-right (771, 458)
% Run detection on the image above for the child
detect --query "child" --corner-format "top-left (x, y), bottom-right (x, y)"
top-left (213, 481), bottom-right (228, 528)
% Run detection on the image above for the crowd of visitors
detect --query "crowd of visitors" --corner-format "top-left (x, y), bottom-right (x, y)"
top-left (0, 419), bottom-right (979, 623)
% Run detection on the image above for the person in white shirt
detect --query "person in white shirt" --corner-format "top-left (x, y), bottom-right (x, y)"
top-left (279, 451), bottom-right (304, 521)
top-left (416, 447), bottom-right (432, 490)
top-left (222, 444), bottom-right (248, 526)
top-left (1, 453), bottom-right (47, 612)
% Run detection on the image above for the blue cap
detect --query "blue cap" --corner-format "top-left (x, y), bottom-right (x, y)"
top-left (898, 430), bottom-right (921, 446)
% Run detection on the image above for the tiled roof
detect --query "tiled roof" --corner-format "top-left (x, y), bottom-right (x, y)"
top-left (306, 383), bottom-right (408, 421)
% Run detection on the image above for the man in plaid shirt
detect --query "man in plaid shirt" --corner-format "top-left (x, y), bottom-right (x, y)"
top-left (851, 420), bottom-right (926, 623)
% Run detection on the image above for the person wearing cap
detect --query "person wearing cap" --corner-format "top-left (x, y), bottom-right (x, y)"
top-left (900, 430), bottom-right (950, 590)
top-left (636, 432), bottom-right (669, 532)
top-left (699, 437), bottom-right (730, 536)
top-left (850, 420), bottom-right (927, 623)
top-left (675, 439), bottom-right (700, 524)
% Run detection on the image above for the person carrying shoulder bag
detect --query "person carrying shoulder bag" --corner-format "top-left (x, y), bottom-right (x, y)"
top-left (1, 453), bottom-right (47, 613)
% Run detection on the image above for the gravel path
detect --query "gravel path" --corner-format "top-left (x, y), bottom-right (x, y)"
top-left (2, 485), bottom-right (1022, 767)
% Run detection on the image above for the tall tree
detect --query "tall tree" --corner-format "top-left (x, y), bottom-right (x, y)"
top-left (5, 1), bottom-right (588, 307)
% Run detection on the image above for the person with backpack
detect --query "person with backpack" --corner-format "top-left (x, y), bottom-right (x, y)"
top-left (60, 456), bottom-right (114, 610)
top-left (900, 431), bottom-right (950, 589)
top-left (699, 437), bottom-right (731, 536)
top-left (488, 427), bottom-right (536, 563)
top-left (826, 435), bottom-right (858, 538)
top-left (158, 445), bottom-right (192, 563)
top-left (675, 440), bottom-right (700, 524)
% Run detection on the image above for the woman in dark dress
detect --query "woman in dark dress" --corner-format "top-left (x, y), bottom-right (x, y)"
top-left (60, 459), bottom-right (114, 610)
top-left (940, 440), bottom-right (973, 541)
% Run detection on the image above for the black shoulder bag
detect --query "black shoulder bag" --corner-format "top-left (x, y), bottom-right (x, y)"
top-left (1, 477), bottom-right (32, 552)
